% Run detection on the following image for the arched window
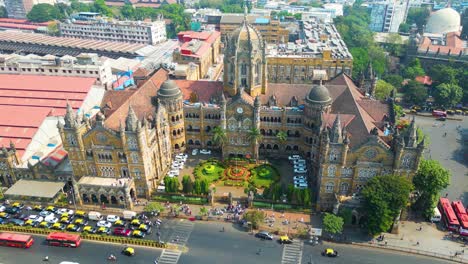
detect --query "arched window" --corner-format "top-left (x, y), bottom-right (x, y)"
top-left (66, 134), bottom-right (77, 146)
top-left (328, 165), bottom-right (336, 177)
top-left (325, 182), bottom-right (335, 193)
top-left (340, 182), bottom-right (349, 194)
top-left (133, 168), bottom-right (141, 179)
top-left (131, 153), bottom-right (139, 163)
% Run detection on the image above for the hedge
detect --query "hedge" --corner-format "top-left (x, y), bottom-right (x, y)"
top-left (0, 225), bottom-right (168, 248)
top-left (152, 195), bottom-right (208, 205)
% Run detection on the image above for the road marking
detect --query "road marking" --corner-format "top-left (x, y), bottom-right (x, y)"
top-left (158, 249), bottom-right (182, 264)
top-left (281, 240), bottom-right (303, 264)
top-left (168, 220), bottom-right (194, 246)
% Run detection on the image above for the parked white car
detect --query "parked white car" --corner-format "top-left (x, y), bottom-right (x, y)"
top-left (39, 210), bottom-right (53, 217)
top-left (294, 164), bottom-right (306, 169)
top-left (293, 159), bottom-right (306, 165)
top-left (96, 220), bottom-right (112, 228)
top-left (294, 183), bottom-right (308, 189)
top-left (192, 149), bottom-right (199, 155)
top-left (27, 215), bottom-right (44, 223)
top-left (200, 149), bottom-right (211, 155)
top-left (176, 153), bottom-right (188, 161)
top-left (293, 175), bottom-right (305, 181)
top-left (294, 168), bottom-right (307, 174)
top-left (0, 206), bottom-right (5, 212)
top-left (57, 208), bottom-right (74, 216)
top-left (288, 155), bottom-right (301, 160)
top-left (45, 215), bottom-right (58, 224)
top-left (168, 170), bottom-right (180, 177)
top-left (294, 179), bottom-right (307, 185)
top-left (106, 215), bottom-right (120, 223)
top-left (171, 164), bottom-right (181, 170)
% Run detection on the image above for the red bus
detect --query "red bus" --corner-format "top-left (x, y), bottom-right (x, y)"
top-left (452, 200), bottom-right (468, 236)
top-left (438, 198), bottom-right (460, 232)
top-left (0, 232), bottom-right (34, 248)
top-left (46, 232), bottom-right (81, 248)
top-left (432, 110), bottom-right (447, 118)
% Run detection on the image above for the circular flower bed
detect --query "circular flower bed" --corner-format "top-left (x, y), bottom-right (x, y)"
top-left (203, 164), bottom-right (216, 174)
top-left (224, 166), bottom-right (250, 181)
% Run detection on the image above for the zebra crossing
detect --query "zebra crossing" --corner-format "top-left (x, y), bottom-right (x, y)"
top-left (157, 219), bottom-right (194, 264)
top-left (281, 240), bottom-right (304, 264)
top-left (168, 220), bottom-right (195, 246)
top-left (158, 249), bottom-right (182, 264)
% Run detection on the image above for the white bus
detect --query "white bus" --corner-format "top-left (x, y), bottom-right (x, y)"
top-left (431, 207), bottom-right (442, 222)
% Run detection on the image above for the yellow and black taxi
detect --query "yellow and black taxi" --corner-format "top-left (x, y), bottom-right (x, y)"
top-left (138, 224), bottom-right (152, 234)
top-left (122, 247), bottom-right (135, 256)
top-left (129, 219), bottom-right (141, 230)
top-left (66, 224), bottom-right (81, 232)
top-left (60, 217), bottom-right (72, 224)
top-left (82, 225), bottom-right (97, 234)
top-left (132, 229), bottom-right (145, 238)
top-left (447, 109), bottom-right (455, 115)
top-left (38, 221), bottom-right (52, 229)
top-left (278, 235), bottom-right (293, 244)
top-left (322, 248), bottom-right (338, 257)
top-left (0, 212), bottom-right (11, 219)
top-left (75, 210), bottom-right (86, 218)
top-left (24, 219), bottom-right (38, 227)
top-left (73, 218), bottom-right (88, 226)
top-left (96, 226), bottom-right (111, 235)
top-left (113, 219), bottom-right (126, 227)
top-left (46, 206), bottom-right (57, 213)
top-left (33, 205), bottom-right (43, 211)
top-left (51, 222), bottom-right (66, 230)
top-left (11, 202), bottom-right (24, 209)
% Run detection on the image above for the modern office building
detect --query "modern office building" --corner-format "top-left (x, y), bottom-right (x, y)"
top-left (59, 17), bottom-right (167, 45)
top-left (369, 0), bottom-right (409, 33)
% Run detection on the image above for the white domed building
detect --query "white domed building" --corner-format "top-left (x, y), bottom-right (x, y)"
top-left (425, 8), bottom-right (461, 34)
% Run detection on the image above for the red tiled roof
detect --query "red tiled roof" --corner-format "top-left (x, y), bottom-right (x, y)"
top-left (415, 75), bottom-right (433, 85)
top-left (178, 31), bottom-right (221, 45)
top-left (103, 68), bottom-right (168, 130)
top-left (174, 80), bottom-right (223, 102)
top-left (0, 18), bottom-right (51, 26)
top-left (0, 22), bottom-right (40, 30)
top-left (418, 31), bottom-right (467, 56)
top-left (0, 75), bottom-right (96, 159)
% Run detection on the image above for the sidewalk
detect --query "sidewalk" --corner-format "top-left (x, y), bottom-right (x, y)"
top-left (343, 221), bottom-right (468, 263)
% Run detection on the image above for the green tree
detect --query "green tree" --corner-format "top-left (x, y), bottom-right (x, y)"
top-left (91, 0), bottom-right (113, 17)
top-left (399, 23), bottom-right (411, 33)
top-left (247, 128), bottom-right (263, 161)
top-left (338, 208), bottom-right (353, 225)
top-left (383, 74), bottom-right (403, 90)
top-left (403, 58), bottom-right (425, 79)
top-left (193, 179), bottom-right (202, 195)
top-left (429, 64), bottom-right (459, 86)
top-left (433, 83), bottom-right (463, 107)
top-left (302, 189), bottom-right (311, 206)
top-left (27, 4), bottom-right (62, 22)
top-left (323, 213), bottom-right (344, 235)
top-left (47, 21), bottom-right (59, 36)
top-left (0, 6), bottom-right (8, 18)
top-left (375, 80), bottom-right (395, 100)
top-left (182, 175), bottom-right (193, 194)
top-left (413, 160), bottom-right (450, 219)
top-left (406, 7), bottom-right (430, 31)
top-left (144, 202), bottom-right (165, 213)
top-left (462, 8), bottom-right (468, 40)
top-left (200, 178), bottom-right (210, 195)
top-left (198, 206), bottom-right (208, 216)
top-left (212, 126), bottom-right (227, 148)
top-left (361, 175), bottom-right (413, 235)
top-left (121, 4), bottom-right (135, 19)
top-left (403, 80), bottom-right (427, 105)
top-left (243, 210), bottom-right (265, 229)
top-left (276, 131), bottom-right (287, 147)
top-left (393, 104), bottom-right (404, 119)
top-left (350, 48), bottom-right (369, 78)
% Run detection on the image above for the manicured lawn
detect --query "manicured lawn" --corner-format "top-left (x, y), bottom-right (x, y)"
top-left (250, 164), bottom-right (280, 188)
top-left (193, 160), bottom-right (225, 183)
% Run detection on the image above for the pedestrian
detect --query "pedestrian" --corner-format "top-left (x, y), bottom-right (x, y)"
top-left (416, 241), bottom-right (419, 246)
top-left (385, 241), bottom-right (388, 245)
top-left (445, 193), bottom-right (449, 198)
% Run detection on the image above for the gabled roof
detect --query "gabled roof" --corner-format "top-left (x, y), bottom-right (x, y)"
top-left (174, 80), bottom-right (223, 102)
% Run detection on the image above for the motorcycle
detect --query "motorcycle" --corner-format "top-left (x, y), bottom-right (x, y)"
top-left (107, 254), bottom-right (117, 261)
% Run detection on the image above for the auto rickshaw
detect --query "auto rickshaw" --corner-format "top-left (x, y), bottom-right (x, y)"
top-left (322, 248), bottom-right (338, 257)
top-left (122, 247), bottom-right (135, 256)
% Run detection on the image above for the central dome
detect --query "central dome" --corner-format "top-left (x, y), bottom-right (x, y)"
top-left (307, 82), bottom-right (332, 104)
top-left (229, 20), bottom-right (263, 53)
top-left (158, 80), bottom-right (182, 98)
top-left (425, 8), bottom-right (461, 34)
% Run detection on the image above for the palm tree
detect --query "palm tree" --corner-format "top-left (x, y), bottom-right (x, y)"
top-left (276, 131), bottom-right (287, 146)
top-left (212, 126), bottom-right (227, 149)
top-left (247, 127), bottom-right (263, 162)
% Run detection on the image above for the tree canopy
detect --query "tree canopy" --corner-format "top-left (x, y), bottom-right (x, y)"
top-left (433, 83), bottom-right (463, 107)
top-left (402, 58), bottom-right (425, 79)
top-left (323, 213), bottom-right (344, 235)
top-left (362, 175), bottom-right (413, 235)
top-left (375, 79), bottom-right (395, 100)
top-left (406, 7), bottom-right (430, 32)
top-left (403, 80), bottom-right (427, 105)
top-left (413, 160), bottom-right (450, 219)
top-left (27, 3), bottom-right (62, 22)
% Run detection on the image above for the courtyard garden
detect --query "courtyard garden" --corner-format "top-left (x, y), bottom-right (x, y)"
top-left (193, 159), bottom-right (225, 184)
top-left (249, 164), bottom-right (280, 188)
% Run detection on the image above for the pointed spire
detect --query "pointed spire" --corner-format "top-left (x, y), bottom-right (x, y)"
top-left (64, 102), bottom-right (76, 128)
top-left (243, 0), bottom-right (248, 18)
top-left (367, 62), bottom-right (374, 79)
top-left (254, 95), bottom-right (260, 107)
top-left (220, 92), bottom-right (227, 104)
top-left (9, 141), bottom-right (15, 152)
top-left (126, 105), bottom-right (138, 132)
top-left (330, 114), bottom-right (342, 143)
top-left (407, 116), bottom-right (417, 147)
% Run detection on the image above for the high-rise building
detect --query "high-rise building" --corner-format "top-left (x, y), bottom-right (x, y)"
top-left (369, 0), bottom-right (409, 33)
top-left (5, 0), bottom-right (56, 19)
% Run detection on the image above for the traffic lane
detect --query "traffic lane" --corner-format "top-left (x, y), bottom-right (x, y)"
top-left (180, 221), bottom-right (282, 264)
top-left (0, 235), bottom-right (162, 264)
top-left (302, 242), bottom-right (453, 264)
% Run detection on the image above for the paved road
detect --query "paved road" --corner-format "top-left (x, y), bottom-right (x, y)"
top-left (0, 220), bottom-right (453, 264)
top-left (414, 114), bottom-right (467, 204)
